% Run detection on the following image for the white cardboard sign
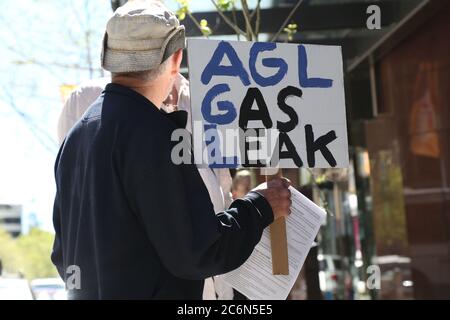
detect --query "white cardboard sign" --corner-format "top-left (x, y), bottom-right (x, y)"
top-left (187, 39), bottom-right (349, 168)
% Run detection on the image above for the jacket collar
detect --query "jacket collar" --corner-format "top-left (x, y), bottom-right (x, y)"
top-left (104, 83), bottom-right (188, 129)
top-left (104, 83), bottom-right (154, 108)
top-left (160, 108), bottom-right (188, 129)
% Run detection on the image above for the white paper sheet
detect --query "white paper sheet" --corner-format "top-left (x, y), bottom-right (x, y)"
top-left (222, 186), bottom-right (326, 300)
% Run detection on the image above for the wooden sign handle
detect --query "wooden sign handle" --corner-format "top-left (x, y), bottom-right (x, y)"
top-left (266, 169), bottom-right (289, 275)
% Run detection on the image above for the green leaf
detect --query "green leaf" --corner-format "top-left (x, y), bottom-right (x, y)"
top-left (217, 0), bottom-right (234, 11)
top-left (177, 10), bottom-right (186, 21)
top-left (283, 21), bottom-right (298, 42)
top-left (176, 0), bottom-right (190, 21)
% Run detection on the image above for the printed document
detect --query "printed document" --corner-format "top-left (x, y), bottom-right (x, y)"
top-left (222, 186), bottom-right (326, 300)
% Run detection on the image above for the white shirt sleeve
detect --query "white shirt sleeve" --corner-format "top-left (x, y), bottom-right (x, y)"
top-left (57, 78), bottom-right (109, 145)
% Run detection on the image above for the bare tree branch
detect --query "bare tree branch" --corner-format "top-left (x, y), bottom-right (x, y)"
top-left (186, 10), bottom-right (210, 38)
top-left (0, 0), bottom-right (106, 155)
top-left (12, 59), bottom-right (102, 73)
top-left (254, 0), bottom-right (262, 40)
top-left (0, 86), bottom-right (58, 153)
top-left (231, 3), bottom-right (241, 40)
top-left (83, 0), bottom-right (94, 79)
top-left (250, 0), bottom-right (261, 20)
top-left (270, 0), bottom-right (304, 42)
top-left (210, 0), bottom-right (247, 37)
top-left (240, 0), bottom-right (255, 40)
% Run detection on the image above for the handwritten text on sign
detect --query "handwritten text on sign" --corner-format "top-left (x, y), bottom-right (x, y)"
top-left (187, 39), bottom-right (349, 168)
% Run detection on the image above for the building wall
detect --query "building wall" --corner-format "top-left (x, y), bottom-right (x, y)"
top-left (369, 3), bottom-right (450, 299)
top-left (0, 204), bottom-right (22, 237)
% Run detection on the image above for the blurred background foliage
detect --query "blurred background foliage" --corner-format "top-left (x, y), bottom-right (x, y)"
top-left (0, 227), bottom-right (57, 280)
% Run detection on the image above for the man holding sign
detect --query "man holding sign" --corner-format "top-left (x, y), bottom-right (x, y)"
top-left (51, 0), bottom-right (291, 300)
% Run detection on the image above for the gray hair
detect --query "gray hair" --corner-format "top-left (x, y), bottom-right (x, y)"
top-left (111, 58), bottom-right (169, 82)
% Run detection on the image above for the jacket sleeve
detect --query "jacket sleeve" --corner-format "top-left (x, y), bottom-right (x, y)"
top-left (117, 125), bottom-right (274, 280)
top-left (51, 147), bottom-right (65, 279)
top-left (51, 194), bottom-right (65, 279)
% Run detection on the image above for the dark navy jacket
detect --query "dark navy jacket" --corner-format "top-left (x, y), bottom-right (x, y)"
top-left (51, 83), bottom-right (274, 299)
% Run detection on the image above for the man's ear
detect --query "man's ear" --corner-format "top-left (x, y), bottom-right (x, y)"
top-left (170, 49), bottom-right (183, 75)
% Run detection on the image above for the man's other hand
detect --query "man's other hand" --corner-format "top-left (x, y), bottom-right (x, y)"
top-left (252, 178), bottom-right (292, 220)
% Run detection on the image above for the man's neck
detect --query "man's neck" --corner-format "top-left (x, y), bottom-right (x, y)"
top-left (112, 77), bottom-right (164, 109)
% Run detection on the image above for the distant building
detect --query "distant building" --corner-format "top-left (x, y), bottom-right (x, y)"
top-left (0, 204), bottom-right (22, 237)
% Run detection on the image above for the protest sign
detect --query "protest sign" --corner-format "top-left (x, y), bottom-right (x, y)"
top-left (187, 39), bottom-right (348, 169)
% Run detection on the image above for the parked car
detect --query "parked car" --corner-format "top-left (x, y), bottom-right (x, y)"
top-left (30, 278), bottom-right (67, 300)
top-left (318, 254), bottom-right (346, 299)
top-left (0, 278), bottom-right (33, 300)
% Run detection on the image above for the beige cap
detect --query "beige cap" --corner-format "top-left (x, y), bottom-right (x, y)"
top-left (101, 0), bottom-right (185, 73)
